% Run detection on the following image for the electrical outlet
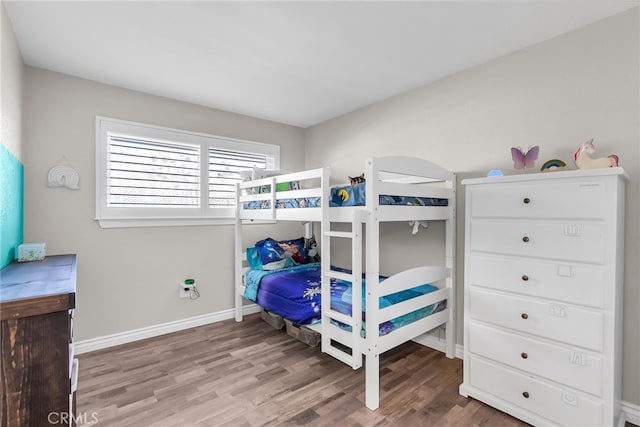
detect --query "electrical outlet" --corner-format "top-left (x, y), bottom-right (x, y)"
top-left (179, 284), bottom-right (191, 298)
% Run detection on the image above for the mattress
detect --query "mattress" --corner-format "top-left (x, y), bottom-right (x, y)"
top-left (242, 181), bottom-right (448, 209)
top-left (330, 182), bottom-right (448, 207)
top-left (244, 263), bottom-right (446, 336)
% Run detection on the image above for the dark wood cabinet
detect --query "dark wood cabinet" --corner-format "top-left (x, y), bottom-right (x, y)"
top-left (1, 255), bottom-right (77, 427)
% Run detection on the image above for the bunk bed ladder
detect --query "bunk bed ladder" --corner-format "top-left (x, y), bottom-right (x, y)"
top-left (321, 210), bottom-right (364, 370)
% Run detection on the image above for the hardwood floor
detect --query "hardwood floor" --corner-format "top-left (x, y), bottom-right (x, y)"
top-left (77, 313), bottom-right (531, 426)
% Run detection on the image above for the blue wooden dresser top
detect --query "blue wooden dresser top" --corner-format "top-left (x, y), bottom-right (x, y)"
top-left (0, 254), bottom-right (76, 303)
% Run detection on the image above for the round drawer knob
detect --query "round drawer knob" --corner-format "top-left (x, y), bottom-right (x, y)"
top-left (522, 236), bottom-right (530, 243)
top-left (521, 313), bottom-right (529, 320)
top-left (521, 275), bottom-right (529, 281)
top-left (521, 352), bottom-right (528, 359)
top-left (523, 197), bottom-right (531, 204)
top-left (522, 391), bottom-right (530, 399)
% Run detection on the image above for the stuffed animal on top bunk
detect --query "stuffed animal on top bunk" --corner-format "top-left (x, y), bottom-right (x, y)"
top-left (304, 235), bottom-right (321, 263)
top-left (348, 173), bottom-right (365, 187)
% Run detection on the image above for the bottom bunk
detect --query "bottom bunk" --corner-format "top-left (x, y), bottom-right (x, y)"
top-left (237, 238), bottom-right (454, 411)
top-left (243, 262), bottom-right (448, 340)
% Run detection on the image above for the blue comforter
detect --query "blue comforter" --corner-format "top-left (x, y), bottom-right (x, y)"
top-left (329, 182), bottom-right (448, 207)
top-left (244, 263), bottom-right (446, 336)
top-left (243, 182), bottom-right (448, 209)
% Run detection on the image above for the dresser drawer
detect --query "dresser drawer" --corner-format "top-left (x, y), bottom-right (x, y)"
top-left (468, 180), bottom-right (606, 220)
top-left (469, 221), bottom-right (605, 264)
top-left (469, 356), bottom-right (603, 426)
top-left (469, 321), bottom-right (603, 396)
top-left (467, 255), bottom-right (605, 308)
top-left (468, 288), bottom-right (604, 351)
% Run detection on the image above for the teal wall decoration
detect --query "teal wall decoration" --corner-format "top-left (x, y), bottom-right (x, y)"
top-left (0, 143), bottom-right (24, 269)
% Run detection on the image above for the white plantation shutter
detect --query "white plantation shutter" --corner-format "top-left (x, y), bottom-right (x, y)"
top-left (96, 117), bottom-right (279, 228)
top-left (108, 136), bottom-right (201, 208)
top-left (208, 149), bottom-right (269, 208)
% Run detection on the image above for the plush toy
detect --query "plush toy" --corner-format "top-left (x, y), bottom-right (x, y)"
top-left (540, 159), bottom-right (568, 172)
top-left (574, 139), bottom-right (619, 169)
top-left (304, 235), bottom-right (320, 263)
top-left (348, 173), bottom-right (365, 187)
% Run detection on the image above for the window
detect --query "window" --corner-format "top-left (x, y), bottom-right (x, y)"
top-left (95, 117), bottom-right (279, 228)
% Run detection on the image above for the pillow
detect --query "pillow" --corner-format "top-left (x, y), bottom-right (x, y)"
top-left (253, 237), bottom-right (308, 270)
top-left (254, 238), bottom-right (290, 270)
top-left (330, 182), bottom-right (366, 207)
top-left (278, 237), bottom-right (307, 265)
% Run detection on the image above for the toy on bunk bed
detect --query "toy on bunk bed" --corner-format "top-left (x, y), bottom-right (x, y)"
top-left (348, 173), bottom-right (365, 187)
top-left (304, 235), bottom-right (320, 263)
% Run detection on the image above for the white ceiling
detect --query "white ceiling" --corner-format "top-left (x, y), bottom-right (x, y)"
top-left (5, 1), bottom-right (638, 128)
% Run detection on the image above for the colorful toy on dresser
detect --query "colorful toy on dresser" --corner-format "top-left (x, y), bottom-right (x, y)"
top-left (510, 145), bottom-right (539, 171)
top-left (574, 139), bottom-right (619, 169)
top-left (500, 139), bottom-right (620, 177)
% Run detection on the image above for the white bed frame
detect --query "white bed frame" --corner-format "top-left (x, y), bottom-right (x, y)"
top-left (234, 156), bottom-right (456, 410)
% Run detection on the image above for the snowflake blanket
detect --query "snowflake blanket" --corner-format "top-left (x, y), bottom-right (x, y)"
top-left (244, 263), bottom-right (444, 331)
top-left (244, 263), bottom-right (325, 324)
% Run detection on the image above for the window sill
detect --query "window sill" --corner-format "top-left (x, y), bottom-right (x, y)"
top-left (96, 217), bottom-right (235, 229)
top-left (95, 217), bottom-right (276, 229)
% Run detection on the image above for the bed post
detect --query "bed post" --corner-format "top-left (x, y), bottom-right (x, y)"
top-left (320, 168), bottom-right (331, 354)
top-left (364, 157), bottom-right (380, 410)
top-left (445, 173), bottom-right (456, 358)
top-left (235, 182), bottom-right (243, 322)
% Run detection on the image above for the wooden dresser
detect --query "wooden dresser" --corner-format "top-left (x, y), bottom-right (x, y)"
top-left (0, 254), bottom-right (78, 427)
top-left (459, 169), bottom-right (626, 426)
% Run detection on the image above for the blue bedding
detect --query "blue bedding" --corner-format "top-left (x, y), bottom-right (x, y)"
top-left (243, 182), bottom-right (448, 209)
top-left (330, 182), bottom-right (448, 207)
top-left (244, 263), bottom-right (446, 336)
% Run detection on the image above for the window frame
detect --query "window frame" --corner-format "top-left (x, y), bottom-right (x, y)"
top-left (95, 116), bottom-right (280, 228)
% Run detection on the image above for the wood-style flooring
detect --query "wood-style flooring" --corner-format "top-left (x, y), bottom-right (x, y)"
top-left (77, 313), bottom-right (531, 426)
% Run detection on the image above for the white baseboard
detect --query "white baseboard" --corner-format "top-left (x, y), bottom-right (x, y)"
top-left (412, 330), bottom-right (464, 359)
top-left (623, 400), bottom-right (640, 426)
top-left (75, 304), bottom-right (261, 354)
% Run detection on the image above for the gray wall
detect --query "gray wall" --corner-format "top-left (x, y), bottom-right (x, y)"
top-left (22, 67), bottom-right (306, 342)
top-left (1, 2), bottom-right (23, 160)
top-left (305, 9), bottom-right (640, 406)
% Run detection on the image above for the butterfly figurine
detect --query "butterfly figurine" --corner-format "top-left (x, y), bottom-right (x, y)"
top-left (511, 145), bottom-right (539, 170)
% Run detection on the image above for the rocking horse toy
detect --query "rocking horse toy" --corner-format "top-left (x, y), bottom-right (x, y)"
top-left (574, 139), bottom-right (619, 169)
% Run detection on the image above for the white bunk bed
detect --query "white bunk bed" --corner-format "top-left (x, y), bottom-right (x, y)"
top-left (234, 156), bottom-right (456, 410)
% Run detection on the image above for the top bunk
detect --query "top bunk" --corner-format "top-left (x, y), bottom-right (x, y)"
top-left (236, 156), bottom-right (455, 223)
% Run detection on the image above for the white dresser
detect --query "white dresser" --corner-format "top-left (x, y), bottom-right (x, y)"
top-left (459, 168), bottom-right (627, 427)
